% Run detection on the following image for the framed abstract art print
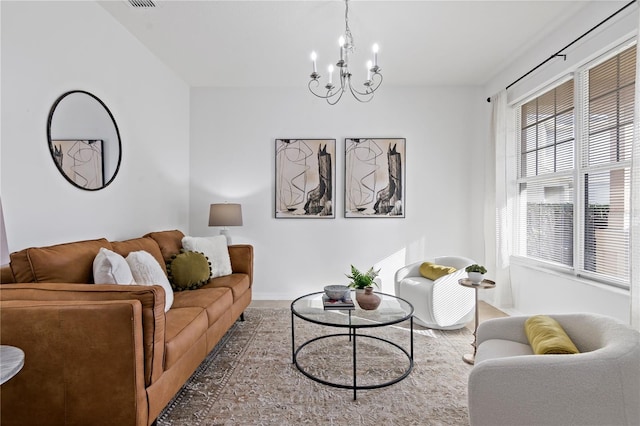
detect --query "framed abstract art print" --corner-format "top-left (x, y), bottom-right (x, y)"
top-left (275, 138), bottom-right (335, 218)
top-left (345, 138), bottom-right (405, 218)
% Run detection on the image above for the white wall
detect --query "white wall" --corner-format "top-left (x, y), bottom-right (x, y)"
top-left (483, 1), bottom-right (638, 322)
top-left (510, 259), bottom-right (630, 320)
top-left (1, 1), bottom-right (190, 250)
top-left (484, 1), bottom-right (637, 103)
top-left (190, 86), bottom-right (486, 299)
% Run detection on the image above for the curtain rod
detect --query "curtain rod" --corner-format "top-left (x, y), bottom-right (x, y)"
top-left (487, 0), bottom-right (637, 102)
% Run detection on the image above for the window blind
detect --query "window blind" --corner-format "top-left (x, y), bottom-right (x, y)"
top-left (581, 46), bottom-right (635, 284)
top-left (518, 79), bottom-right (575, 267)
top-left (520, 79), bottom-right (575, 179)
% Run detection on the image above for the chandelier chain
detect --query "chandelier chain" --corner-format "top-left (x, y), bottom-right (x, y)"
top-left (344, 0), bottom-right (354, 52)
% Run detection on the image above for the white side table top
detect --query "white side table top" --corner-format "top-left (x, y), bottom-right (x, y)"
top-left (0, 345), bottom-right (25, 385)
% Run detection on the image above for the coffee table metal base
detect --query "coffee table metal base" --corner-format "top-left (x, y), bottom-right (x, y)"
top-left (291, 313), bottom-right (414, 400)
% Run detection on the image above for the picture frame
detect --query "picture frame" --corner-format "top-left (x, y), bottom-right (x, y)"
top-left (275, 139), bottom-right (336, 218)
top-left (51, 139), bottom-right (104, 190)
top-left (345, 138), bottom-right (405, 218)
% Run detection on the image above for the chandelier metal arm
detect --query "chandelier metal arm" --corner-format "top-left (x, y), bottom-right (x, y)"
top-left (308, 77), bottom-right (347, 106)
top-left (348, 72), bottom-right (383, 98)
top-left (326, 88), bottom-right (346, 106)
top-left (308, 77), bottom-right (341, 101)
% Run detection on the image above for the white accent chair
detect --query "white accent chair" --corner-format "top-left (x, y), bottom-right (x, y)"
top-left (468, 313), bottom-right (640, 426)
top-left (394, 256), bottom-right (475, 330)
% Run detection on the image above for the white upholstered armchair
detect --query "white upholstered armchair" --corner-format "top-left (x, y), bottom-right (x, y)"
top-left (394, 256), bottom-right (475, 330)
top-left (468, 313), bottom-right (640, 426)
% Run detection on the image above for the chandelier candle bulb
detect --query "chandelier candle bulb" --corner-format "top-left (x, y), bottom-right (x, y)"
top-left (366, 60), bottom-right (372, 81)
top-left (373, 43), bottom-right (379, 67)
top-left (328, 64), bottom-right (334, 84)
top-left (311, 51), bottom-right (317, 73)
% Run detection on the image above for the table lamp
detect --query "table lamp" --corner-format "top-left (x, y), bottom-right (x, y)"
top-left (0, 198), bottom-right (9, 266)
top-left (208, 203), bottom-right (243, 245)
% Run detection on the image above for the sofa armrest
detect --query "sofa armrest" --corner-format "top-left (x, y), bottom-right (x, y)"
top-left (229, 244), bottom-right (253, 286)
top-left (0, 299), bottom-right (148, 426)
top-left (476, 315), bottom-right (530, 346)
top-left (468, 348), bottom-right (639, 426)
top-left (0, 283), bottom-right (165, 386)
top-left (434, 255), bottom-right (475, 270)
top-left (393, 261), bottom-right (424, 295)
top-left (1, 265), bottom-right (15, 283)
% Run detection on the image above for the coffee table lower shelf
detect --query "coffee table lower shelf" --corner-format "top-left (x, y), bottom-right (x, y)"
top-left (292, 331), bottom-right (413, 400)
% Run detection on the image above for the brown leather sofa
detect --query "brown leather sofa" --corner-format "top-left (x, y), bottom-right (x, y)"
top-left (0, 229), bottom-right (253, 426)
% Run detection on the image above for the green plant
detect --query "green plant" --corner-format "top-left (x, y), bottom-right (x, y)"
top-left (346, 265), bottom-right (380, 289)
top-left (465, 264), bottom-right (487, 274)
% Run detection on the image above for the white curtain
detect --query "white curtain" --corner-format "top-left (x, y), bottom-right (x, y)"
top-left (631, 7), bottom-right (640, 330)
top-left (485, 90), bottom-right (514, 308)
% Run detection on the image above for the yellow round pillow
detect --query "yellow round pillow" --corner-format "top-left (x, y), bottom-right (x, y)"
top-left (166, 250), bottom-right (212, 291)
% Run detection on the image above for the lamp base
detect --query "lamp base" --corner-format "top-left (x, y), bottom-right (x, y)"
top-left (219, 229), bottom-right (232, 245)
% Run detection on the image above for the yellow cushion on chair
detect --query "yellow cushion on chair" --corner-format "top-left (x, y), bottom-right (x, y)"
top-left (419, 262), bottom-right (457, 281)
top-left (525, 315), bottom-right (580, 355)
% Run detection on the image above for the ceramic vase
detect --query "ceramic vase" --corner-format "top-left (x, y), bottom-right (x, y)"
top-left (468, 272), bottom-right (484, 284)
top-left (356, 287), bottom-right (381, 310)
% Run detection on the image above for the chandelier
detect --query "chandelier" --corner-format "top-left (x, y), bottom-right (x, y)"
top-left (308, 0), bottom-right (382, 105)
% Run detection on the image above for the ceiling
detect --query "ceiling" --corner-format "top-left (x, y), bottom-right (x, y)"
top-left (99, 0), bottom-right (602, 88)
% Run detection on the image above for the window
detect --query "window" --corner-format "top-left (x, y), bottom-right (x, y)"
top-left (518, 79), bottom-right (575, 267)
top-left (515, 43), bottom-right (635, 288)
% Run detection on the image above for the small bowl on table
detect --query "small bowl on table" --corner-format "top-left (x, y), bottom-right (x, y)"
top-left (324, 285), bottom-right (349, 300)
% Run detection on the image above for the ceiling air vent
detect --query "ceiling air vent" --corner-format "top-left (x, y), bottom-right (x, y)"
top-left (126, 0), bottom-right (157, 8)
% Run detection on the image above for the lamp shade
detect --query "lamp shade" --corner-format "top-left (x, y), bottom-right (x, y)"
top-left (208, 203), bottom-right (243, 227)
top-left (0, 198), bottom-right (9, 265)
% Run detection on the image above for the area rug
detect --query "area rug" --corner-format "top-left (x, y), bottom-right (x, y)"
top-left (158, 307), bottom-right (473, 425)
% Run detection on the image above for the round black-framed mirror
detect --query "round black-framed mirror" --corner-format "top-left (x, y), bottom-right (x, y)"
top-left (47, 90), bottom-right (122, 191)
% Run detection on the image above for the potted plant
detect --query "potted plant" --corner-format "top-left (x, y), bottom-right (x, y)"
top-left (465, 264), bottom-right (487, 283)
top-left (346, 265), bottom-right (380, 292)
top-left (346, 265), bottom-right (381, 310)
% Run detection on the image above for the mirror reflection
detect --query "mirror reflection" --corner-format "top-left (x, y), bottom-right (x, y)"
top-left (47, 90), bottom-right (121, 190)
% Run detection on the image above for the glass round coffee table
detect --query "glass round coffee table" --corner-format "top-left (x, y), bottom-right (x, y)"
top-left (291, 291), bottom-right (414, 400)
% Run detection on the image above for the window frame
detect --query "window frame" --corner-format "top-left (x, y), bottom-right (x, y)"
top-left (513, 39), bottom-right (635, 290)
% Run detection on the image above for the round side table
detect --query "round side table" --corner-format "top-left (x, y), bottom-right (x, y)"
top-left (0, 345), bottom-right (25, 385)
top-left (458, 278), bottom-right (495, 365)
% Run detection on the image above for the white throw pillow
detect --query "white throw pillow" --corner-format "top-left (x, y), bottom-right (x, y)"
top-left (126, 250), bottom-right (174, 312)
top-left (93, 247), bottom-right (136, 285)
top-left (182, 235), bottom-right (232, 278)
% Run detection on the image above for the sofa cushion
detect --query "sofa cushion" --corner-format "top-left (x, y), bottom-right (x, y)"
top-left (112, 237), bottom-right (167, 275)
top-left (164, 307), bottom-right (208, 370)
top-left (166, 251), bottom-right (211, 291)
top-left (525, 315), bottom-right (580, 355)
top-left (9, 238), bottom-right (113, 283)
top-left (172, 287), bottom-right (233, 327)
top-left (475, 338), bottom-right (534, 364)
top-left (144, 230), bottom-right (185, 263)
top-left (126, 251), bottom-right (174, 312)
top-left (93, 248), bottom-right (136, 285)
top-left (182, 235), bottom-right (232, 278)
top-left (419, 262), bottom-right (456, 281)
top-left (201, 273), bottom-right (250, 303)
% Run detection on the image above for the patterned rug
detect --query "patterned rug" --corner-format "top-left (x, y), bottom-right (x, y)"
top-left (158, 307), bottom-right (473, 425)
